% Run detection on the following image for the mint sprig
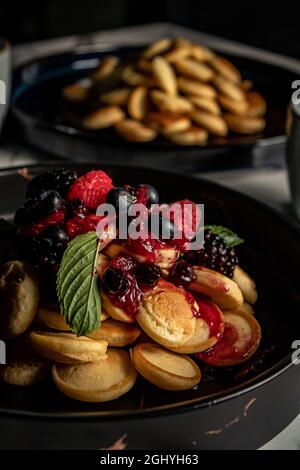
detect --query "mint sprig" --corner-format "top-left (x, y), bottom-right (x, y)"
top-left (56, 231), bottom-right (101, 336)
top-left (205, 225), bottom-right (244, 248)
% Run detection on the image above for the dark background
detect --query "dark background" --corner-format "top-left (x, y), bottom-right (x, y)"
top-left (1, 0), bottom-right (299, 58)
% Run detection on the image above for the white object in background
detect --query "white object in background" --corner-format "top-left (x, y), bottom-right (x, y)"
top-left (0, 39), bottom-right (11, 134)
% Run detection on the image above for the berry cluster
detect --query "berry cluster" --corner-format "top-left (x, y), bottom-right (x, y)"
top-left (15, 169), bottom-right (114, 295)
top-left (184, 228), bottom-right (239, 278)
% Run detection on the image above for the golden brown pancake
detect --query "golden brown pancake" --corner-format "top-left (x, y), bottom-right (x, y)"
top-left (88, 319), bottom-right (141, 346)
top-left (29, 331), bottom-right (107, 364)
top-left (136, 281), bottom-right (197, 348)
top-left (131, 342), bottom-right (201, 391)
top-left (52, 348), bottom-right (137, 402)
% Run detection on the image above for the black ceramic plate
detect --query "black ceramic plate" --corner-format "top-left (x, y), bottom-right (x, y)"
top-left (10, 47), bottom-right (296, 171)
top-left (0, 163), bottom-right (300, 450)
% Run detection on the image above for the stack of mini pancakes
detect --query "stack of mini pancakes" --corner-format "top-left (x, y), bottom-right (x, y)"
top-left (63, 37), bottom-right (267, 146)
top-left (0, 254), bottom-right (261, 403)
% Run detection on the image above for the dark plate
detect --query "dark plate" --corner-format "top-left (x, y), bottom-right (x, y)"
top-left (0, 163), bottom-right (300, 450)
top-left (10, 46), bottom-right (295, 171)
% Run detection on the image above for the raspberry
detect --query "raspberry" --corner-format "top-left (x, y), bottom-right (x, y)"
top-left (18, 209), bottom-right (65, 239)
top-left (67, 170), bottom-right (113, 209)
top-left (169, 199), bottom-right (201, 251)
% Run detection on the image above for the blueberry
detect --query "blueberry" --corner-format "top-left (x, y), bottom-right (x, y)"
top-left (41, 225), bottom-right (68, 248)
top-left (106, 187), bottom-right (136, 214)
top-left (14, 190), bottom-right (62, 226)
top-left (149, 213), bottom-right (175, 240)
top-left (136, 184), bottom-right (159, 206)
top-left (103, 267), bottom-right (129, 295)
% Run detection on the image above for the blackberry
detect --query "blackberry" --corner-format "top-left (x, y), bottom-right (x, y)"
top-left (27, 169), bottom-right (78, 199)
top-left (66, 199), bottom-right (87, 219)
top-left (184, 229), bottom-right (238, 278)
top-left (30, 225), bottom-right (68, 269)
top-left (135, 263), bottom-right (162, 287)
top-left (169, 260), bottom-right (195, 287)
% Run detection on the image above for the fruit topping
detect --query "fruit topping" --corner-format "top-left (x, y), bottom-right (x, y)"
top-left (106, 186), bottom-right (136, 214)
top-left (169, 199), bottom-right (201, 251)
top-left (184, 228), bottom-right (239, 278)
top-left (14, 190), bottom-right (63, 226)
top-left (26, 169), bottom-right (78, 198)
top-left (103, 267), bottom-right (129, 295)
top-left (101, 254), bottom-right (142, 318)
top-left (135, 184), bottom-right (159, 206)
top-left (189, 266), bottom-right (243, 309)
top-left (134, 262), bottom-right (162, 287)
top-left (17, 209), bottom-right (65, 239)
top-left (66, 198), bottom-right (88, 219)
top-left (169, 260), bottom-right (195, 287)
top-left (67, 170), bottom-right (113, 209)
top-left (197, 310), bottom-right (261, 367)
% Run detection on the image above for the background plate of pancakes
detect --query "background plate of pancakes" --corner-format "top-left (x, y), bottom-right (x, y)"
top-left (10, 42), bottom-right (296, 171)
top-left (0, 163), bottom-right (300, 450)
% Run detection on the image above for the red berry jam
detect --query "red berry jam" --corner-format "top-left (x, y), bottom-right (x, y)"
top-left (195, 298), bottom-right (225, 339)
top-left (125, 236), bottom-right (169, 262)
top-left (103, 254), bottom-right (142, 317)
top-left (197, 323), bottom-right (242, 365)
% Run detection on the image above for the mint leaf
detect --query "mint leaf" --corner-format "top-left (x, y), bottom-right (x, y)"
top-left (56, 231), bottom-right (101, 336)
top-left (205, 225), bottom-right (244, 248)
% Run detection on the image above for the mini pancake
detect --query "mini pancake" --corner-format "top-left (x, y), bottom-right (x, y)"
top-left (100, 88), bottom-right (131, 106)
top-left (88, 319), bottom-right (141, 346)
top-left (104, 240), bottom-right (179, 269)
top-left (244, 91), bottom-right (267, 117)
top-left (213, 76), bottom-right (245, 102)
top-left (0, 337), bottom-right (50, 386)
top-left (131, 342), bottom-right (201, 391)
top-left (29, 331), bottom-right (108, 364)
top-left (174, 58), bottom-right (214, 82)
top-left (189, 266), bottom-right (243, 309)
top-left (121, 65), bottom-right (154, 87)
top-left (152, 56), bottom-right (177, 96)
top-left (224, 113), bottom-right (266, 134)
top-left (233, 266), bottom-right (258, 305)
top-left (167, 126), bottom-right (208, 146)
top-left (225, 302), bottom-right (255, 316)
top-left (36, 306), bottom-right (108, 331)
top-left (142, 38), bottom-right (172, 59)
top-left (137, 58), bottom-right (152, 74)
top-left (100, 289), bottom-right (135, 323)
top-left (146, 112), bottom-right (191, 135)
top-left (168, 298), bottom-right (225, 354)
top-left (197, 310), bottom-right (261, 367)
top-left (164, 46), bottom-right (191, 63)
top-left (209, 56), bottom-right (241, 83)
top-left (241, 79), bottom-right (253, 91)
top-left (115, 119), bottom-right (157, 142)
top-left (136, 281), bottom-right (197, 348)
top-left (62, 84), bottom-right (88, 103)
top-left (190, 44), bottom-right (214, 61)
top-left (82, 106), bottom-right (125, 130)
top-left (190, 110), bottom-right (228, 136)
top-left (127, 86), bottom-right (148, 120)
top-left (188, 95), bottom-right (221, 115)
top-left (218, 94), bottom-right (248, 115)
top-left (52, 348), bottom-right (137, 402)
top-left (177, 76), bottom-right (216, 99)
top-left (91, 56), bottom-right (119, 82)
top-left (0, 260), bottom-right (39, 338)
top-left (151, 90), bottom-right (194, 113)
